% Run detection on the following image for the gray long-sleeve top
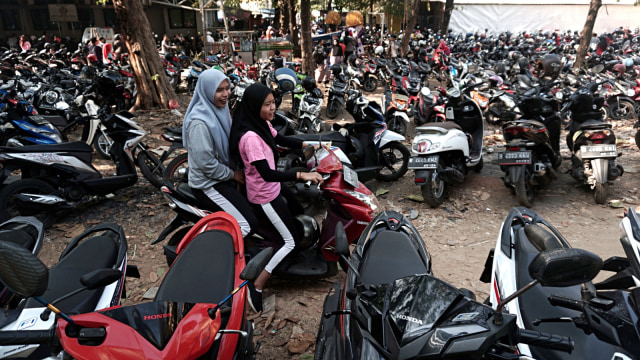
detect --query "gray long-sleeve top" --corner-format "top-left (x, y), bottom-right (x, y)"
top-left (185, 119), bottom-right (234, 189)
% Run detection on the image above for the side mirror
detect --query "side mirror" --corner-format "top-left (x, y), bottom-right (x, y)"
top-left (0, 241), bottom-right (49, 298)
top-left (80, 268), bottom-right (123, 290)
top-left (334, 222), bottom-right (349, 258)
top-left (240, 248), bottom-right (273, 281)
top-left (529, 248), bottom-right (602, 287)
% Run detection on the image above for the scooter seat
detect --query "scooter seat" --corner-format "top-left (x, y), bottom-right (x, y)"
top-left (155, 230), bottom-right (235, 304)
top-left (577, 119), bottom-right (612, 131)
top-left (25, 235), bottom-right (119, 314)
top-left (524, 224), bottom-right (563, 252)
top-left (0, 229), bottom-right (35, 250)
top-left (359, 230), bottom-right (429, 285)
top-left (420, 121), bottom-right (462, 132)
top-left (0, 141), bottom-right (93, 154)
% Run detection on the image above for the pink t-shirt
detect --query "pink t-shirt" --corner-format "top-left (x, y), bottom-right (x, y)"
top-left (238, 125), bottom-right (280, 204)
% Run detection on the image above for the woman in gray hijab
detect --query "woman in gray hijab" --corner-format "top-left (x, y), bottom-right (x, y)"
top-left (182, 68), bottom-right (257, 237)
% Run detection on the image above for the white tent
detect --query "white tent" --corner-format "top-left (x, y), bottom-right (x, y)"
top-left (448, 0), bottom-right (640, 34)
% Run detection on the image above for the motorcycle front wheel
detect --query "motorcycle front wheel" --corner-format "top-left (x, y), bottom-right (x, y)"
top-left (93, 132), bottom-right (113, 159)
top-left (363, 76), bottom-right (377, 92)
top-left (163, 152), bottom-right (189, 187)
top-left (187, 77), bottom-right (197, 95)
top-left (136, 149), bottom-right (166, 188)
top-left (0, 178), bottom-right (57, 229)
top-left (326, 100), bottom-right (340, 119)
top-left (421, 169), bottom-right (446, 208)
top-left (609, 100), bottom-right (635, 120)
top-left (387, 115), bottom-right (407, 136)
top-left (376, 142), bottom-right (410, 181)
top-left (514, 172), bottom-right (534, 207)
top-left (594, 182), bottom-right (608, 204)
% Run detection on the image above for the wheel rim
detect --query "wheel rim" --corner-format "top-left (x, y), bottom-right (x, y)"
top-left (430, 171), bottom-right (445, 198)
top-left (612, 102), bottom-right (633, 119)
top-left (97, 134), bottom-right (112, 156)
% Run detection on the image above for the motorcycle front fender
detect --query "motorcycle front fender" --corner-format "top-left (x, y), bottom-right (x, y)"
top-left (391, 111), bottom-right (410, 124)
top-left (379, 132), bottom-right (406, 148)
top-left (367, 74), bottom-right (378, 81)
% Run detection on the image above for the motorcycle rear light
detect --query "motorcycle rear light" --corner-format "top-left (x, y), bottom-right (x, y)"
top-left (504, 126), bottom-right (530, 136)
top-left (508, 146), bottom-right (521, 151)
top-left (415, 178), bottom-right (425, 183)
top-left (414, 141), bottom-right (430, 153)
top-left (586, 131), bottom-right (609, 140)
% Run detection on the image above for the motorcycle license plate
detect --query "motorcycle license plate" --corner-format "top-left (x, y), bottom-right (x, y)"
top-left (343, 165), bottom-right (359, 188)
top-left (497, 151), bottom-right (532, 165)
top-left (580, 145), bottom-right (617, 159)
top-left (408, 156), bottom-right (439, 170)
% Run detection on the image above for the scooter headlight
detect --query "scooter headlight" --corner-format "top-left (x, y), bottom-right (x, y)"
top-left (625, 89), bottom-right (635, 97)
top-left (344, 190), bottom-right (379, 213)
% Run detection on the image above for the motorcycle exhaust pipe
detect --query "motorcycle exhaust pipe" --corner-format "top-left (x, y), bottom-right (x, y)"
top-left (608, 164), bottom-right (623, 180)
top-left (441, 167), bottom-right (465, 184)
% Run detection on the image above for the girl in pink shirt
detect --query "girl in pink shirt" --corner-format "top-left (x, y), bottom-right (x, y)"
top-left (229, 84), bottom-right (322, 313)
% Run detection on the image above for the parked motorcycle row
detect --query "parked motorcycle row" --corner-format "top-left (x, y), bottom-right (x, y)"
top-left (0, 27), bottom-right (639, 359)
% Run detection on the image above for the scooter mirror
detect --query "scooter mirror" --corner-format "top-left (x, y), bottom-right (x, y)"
top-left (334, 222), bottom-right (349, 258)
top-left (0, 241), bottom-right (49, 298)
top-left (528, 248), bottom-right (602, 287)
top-left (80, 268), bottom-right (123, 290)
top-left (240, 248), bottom-right (274, 281)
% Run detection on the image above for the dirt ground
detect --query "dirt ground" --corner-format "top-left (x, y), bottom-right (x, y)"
top-left (37, 86), bottom-right (640, 359)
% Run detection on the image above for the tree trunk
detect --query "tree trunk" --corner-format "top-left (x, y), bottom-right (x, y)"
top-left (400, 0), bottom-right (420, 57)
top-left (278, 0), bottom-right (288, 31)
top-left (574, 0), bottom-right (602, 69)
top-left (289, 0), bottom-right (300, 58)
top-left (441, 0), bottom-right (454, 34)
top-left (300, 0), bottom-right (313, 74)
top-left (113, 0), bottom-right (176, 110)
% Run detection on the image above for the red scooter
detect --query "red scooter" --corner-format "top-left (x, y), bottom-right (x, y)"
top-left (155, 145), bottom-right (379, 279)
top-left (0, 212), bottom-right (272, 360)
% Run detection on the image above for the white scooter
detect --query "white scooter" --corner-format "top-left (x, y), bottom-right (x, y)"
top-left (408, 85), bottom-right (484, 207)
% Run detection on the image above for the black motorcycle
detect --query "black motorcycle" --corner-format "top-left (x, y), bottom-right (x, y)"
top-left (325, 66), bottom-right (349, 119)
top-left (315, 210), bottom-right (586, 359)
top-left (498, 85), bottom-right (562, 207)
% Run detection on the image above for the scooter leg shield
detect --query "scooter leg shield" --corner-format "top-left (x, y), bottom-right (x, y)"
top-left (315, 281), bottom-right (344, 360)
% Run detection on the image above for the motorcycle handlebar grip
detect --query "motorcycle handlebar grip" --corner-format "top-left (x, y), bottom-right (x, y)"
top-left (518, 328), bottom-right (574, 353)
top-left (304, 180), bottom-right (312, 189)
top-left (548, 294), bottom-right (585, 312)
top-left (0, 329), bottom-right (54, 345)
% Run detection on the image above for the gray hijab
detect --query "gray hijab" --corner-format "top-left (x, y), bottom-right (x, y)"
top-left (182, 69), bottom-right (232, 164)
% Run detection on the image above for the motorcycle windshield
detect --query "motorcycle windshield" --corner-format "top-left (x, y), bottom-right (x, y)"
top-left (386, 274), bottom-right (494, 351)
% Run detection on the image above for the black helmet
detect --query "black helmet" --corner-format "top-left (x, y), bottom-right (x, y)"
top-left (518, 57), bottom-right (529, 71)
top-left (535, 54), bottom-right (561, 80)
top-left (570, 87), bottom-right (594, 114)
top-left (347, 54), bottom-right (358, 66)
top-left (330, 64), bottom-right (342, 76)
top-left (301, 76), bottom-right (316, 91)
top-left (494, 61), bottom-right (506, 75)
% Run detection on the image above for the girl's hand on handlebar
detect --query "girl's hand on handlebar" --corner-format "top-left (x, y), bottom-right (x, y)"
top-left (298, 171), bottom-right (323, 184)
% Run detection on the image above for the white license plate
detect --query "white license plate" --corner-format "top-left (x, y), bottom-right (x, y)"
top-left (408, 156), bottom-right (439, 169)
top-left (498, 151), bottom-right (532, 165)
top-left (446, 107), bottom-right (454, 120)
top-left (343, 165), bottom-right (359, 188)
top-left (580, 145), bottom-right (617, 159)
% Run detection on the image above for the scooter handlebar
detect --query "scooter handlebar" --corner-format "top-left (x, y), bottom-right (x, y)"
top-left (548, 294), bottom-right (585, 312)
top-left (517, 328), bottom-right (574, 353)
top-left (0, 329), bottom-right (55, 345)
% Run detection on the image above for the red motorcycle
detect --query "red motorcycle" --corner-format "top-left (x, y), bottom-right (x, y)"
top-left (0, 212), bottom-right (273, 360)
top-left (155, 145), bottom-right (379, 279)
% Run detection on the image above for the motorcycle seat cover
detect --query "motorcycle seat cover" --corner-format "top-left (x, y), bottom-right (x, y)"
top-left (427, 121), bottom-right (462, 131)
top-left (155, 230), bottom-right (235, 304)
top-left (25, 235), bottom-right (119, 314)
top-left (359, 230), bottom-right (429, 285)
top-left (577, 119), bottom-right (612, 131)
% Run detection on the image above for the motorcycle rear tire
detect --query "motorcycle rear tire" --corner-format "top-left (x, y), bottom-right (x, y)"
top-left (136, 150), bottom-right (166, 188)
top-left (594, 182), bottom-right (608, 204)
top-left (515, 174), bottom-right (534, 207)
top-left (326, 100), bottom-right (340, 119)
top-left (0, 178), bottom-right (57, 229)
top-left (376, 142), bottom-right (410, 182)
top-left (421, 170), bottom-right (446, 208)
top-left (363, 76), bottom-right (377, 92)
top-left (163, 153), bottom-right (189, 187)
top-left (387, 116), bottom-right (407, 136)
top-left (187, 78), bottom-right (197, 95)
top-left (635, 130), bottom-right (640, 150)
